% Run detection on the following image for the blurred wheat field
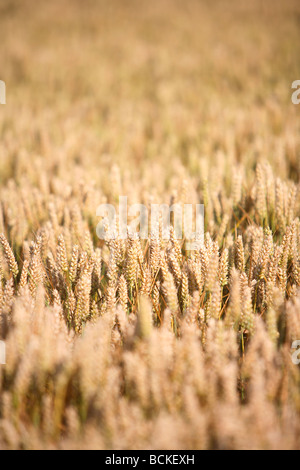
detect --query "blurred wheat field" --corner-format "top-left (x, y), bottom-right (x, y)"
top-left (0, 0), bottom-right (300, 450)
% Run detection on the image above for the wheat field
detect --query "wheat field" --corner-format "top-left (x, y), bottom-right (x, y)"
top-left (0, 0), bottom-right (300, 450)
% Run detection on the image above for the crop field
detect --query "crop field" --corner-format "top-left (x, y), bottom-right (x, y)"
top-left (0, 0), bottom-right (300, 450)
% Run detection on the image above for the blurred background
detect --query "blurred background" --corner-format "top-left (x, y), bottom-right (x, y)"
top-left (0, 0), bottom-right (300, 188)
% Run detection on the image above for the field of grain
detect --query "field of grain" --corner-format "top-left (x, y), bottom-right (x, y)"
top-left (0, 0), bottom-right (300, 450)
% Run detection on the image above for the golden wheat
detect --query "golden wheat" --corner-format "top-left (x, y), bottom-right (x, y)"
top-left (0, 0), bottom-right (299, 450)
